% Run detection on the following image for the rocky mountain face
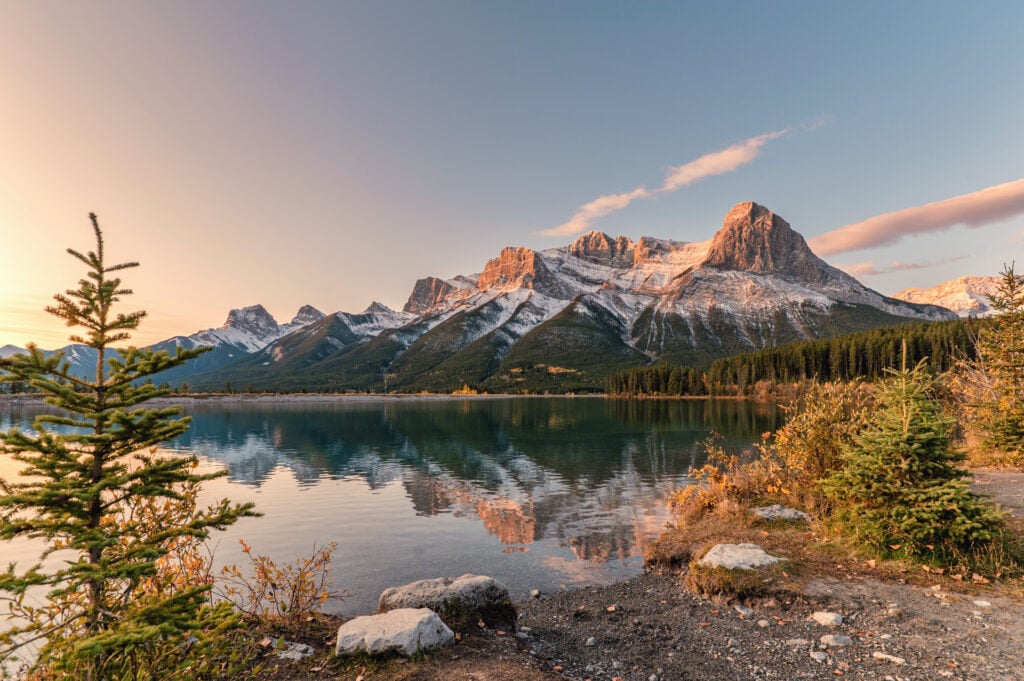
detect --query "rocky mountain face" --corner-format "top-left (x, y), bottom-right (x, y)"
top-left (894, 276), bottom-right (999, 317)
top-left (188, 202), bottom-right (955, 393)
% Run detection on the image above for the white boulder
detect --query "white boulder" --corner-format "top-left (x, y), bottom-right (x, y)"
top-left (335, 608), bottom-right (454, 657)
top-left (698, 544), bottom-right (784, 570)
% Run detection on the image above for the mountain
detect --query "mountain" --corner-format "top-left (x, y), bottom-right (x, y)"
top-left (186, 302), bottom-right (413, 391)
top-left (0, 305), bottom-right (326, 384)
top-left (189, 202), bottom-right (954, 393)
top-left (0, 345), bottom-right (26, 359)
top-left (893, 276), bottom-right (999, 317)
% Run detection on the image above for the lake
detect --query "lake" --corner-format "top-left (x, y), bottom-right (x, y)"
top-left (0, 396), bottom-right (781, 617)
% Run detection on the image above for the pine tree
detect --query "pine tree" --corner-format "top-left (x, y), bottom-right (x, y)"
top-left (977, 263), bottom-right (1024, 455)
top-left (0, 215), bottom-right (256, 679)
top-left (822, 344), bottom-right (1002, 564)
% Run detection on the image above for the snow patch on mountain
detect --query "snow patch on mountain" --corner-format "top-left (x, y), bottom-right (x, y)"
top-left (894, 276), bottom-right (999, 317)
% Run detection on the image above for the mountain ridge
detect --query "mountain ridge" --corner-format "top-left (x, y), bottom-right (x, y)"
top-left (187, 202), bottom-right (954, 393)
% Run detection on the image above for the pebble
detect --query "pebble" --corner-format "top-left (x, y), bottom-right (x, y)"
top-left (820, 634), bottom-right (854, 647)
top-left (585, 637), bottom-right (597, 647)
top-left (648, 675), bottom-right (659, 681)
top-left (734, 604), bottom-right (754, 618)
top-left (727, 638), bottom-right (740, 649)
top-left (809, 650), bottom-right (829, 663)
top-left (973, 600), bottom-right (991, 608)
top-left (786, 638), bottom-right (811, 646)
top-left (812, 611), bottom-right (844, 626)
top-left (757, 619), bottom-right (771, 628)
top-left (530, 589), bottom-right (541, 598)
top-left (873, 651), bottom-right (906, 665)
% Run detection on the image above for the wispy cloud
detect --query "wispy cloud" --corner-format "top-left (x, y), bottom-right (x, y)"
top-left (539, 127), bottom-right (792, 237)
top-left (541, 187), bottom-right (651, 238)
top-left (810, 178), bottom-right (1024, 257)
top-left (836, 256), bottom-right (967, 278)
top-left (660, 129), bottom-right (789, 192)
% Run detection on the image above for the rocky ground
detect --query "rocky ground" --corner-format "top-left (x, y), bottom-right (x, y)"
top-left (253, 469), bottom-right (1024, 681)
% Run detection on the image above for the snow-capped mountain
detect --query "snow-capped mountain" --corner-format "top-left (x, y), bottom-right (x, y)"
top-left (189, 202), bottom-right (955, 393)
top-left (0, 345), bottom-right (26, 359)
top-left (893, 276), bottom-right (1000, 318)
top-left (173, 304), bottom-right (326, 354)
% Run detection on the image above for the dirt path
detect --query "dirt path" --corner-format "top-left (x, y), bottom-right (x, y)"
top-left (972, 468), bottom-right (1024, 518)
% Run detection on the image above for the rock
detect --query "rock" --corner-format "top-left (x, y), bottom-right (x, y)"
top-left (811, 611), bottom-right (844, 626)
top-left (274, 640), bottom-right (314, 661)
top-left (785, 638), bottom-right (811, 646)
top-left (872, 651), bottom-right (906, 665)
top-left (585, 636), bottom-right (597, 647)
top-left (335, 608), bottom-right (454, 657)
top-left (734, 604), bottom-right (754, 618)
top-left (757, 619), bottom-right (771, 628)
top-left (809, 651), bottom-right (829, 663)
top-left (697, 544), bottom-right (784, 570)
top-left (820, 634), bottom-right (853, 647)
top-left (378, 574), bottom-right (516, 628)
top-left (530, 589), bottom-right (541, 599)
top-left (751, 504), bottom-right (812, 522)
top-left (973, 600), bottom-right (992, 607)
top-left (727, 638), bottom-right (740, 649)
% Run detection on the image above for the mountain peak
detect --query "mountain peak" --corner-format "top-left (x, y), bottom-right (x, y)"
top-left (894, 275), bottom-right (1000, 317)
top-left (568, 231), bottom-right (635, 266)
top-left (703, 202), bottom-right (829, 283)
top-left (362, 301), bottom-right (396, 315)
top-left (290, 305), bottom-right (326, 326)
top-left (224, 304), bottom-right (279, 336)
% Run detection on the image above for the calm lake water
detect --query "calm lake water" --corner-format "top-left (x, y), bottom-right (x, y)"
top-left (0, 397), bottom-right (781, 617)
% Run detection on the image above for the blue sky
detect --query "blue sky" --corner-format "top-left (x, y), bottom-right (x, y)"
top-left (1, 2), bottom-right (1022, 346)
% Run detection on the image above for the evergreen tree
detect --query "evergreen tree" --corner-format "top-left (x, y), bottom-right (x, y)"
top-left (822, 346), bottom-right (1002, 564)
top-left (0, 215), bottom-right (256, 679)
top-left (977, 263), bottom-right (1024, 454)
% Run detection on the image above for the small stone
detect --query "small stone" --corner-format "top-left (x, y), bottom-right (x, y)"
top-left (734, 604), bottom-right (755, 617)
top-left (607, 604), bottom-right (618, 612)
top-left (757, 619), bottom-right (771, 628)
top-left (649, 675), bottom-right (659, 681)
top-left (727, 638), bottom-right (741, 649)
top-left (812, 611), bottom-right (844, 626)
top-left (275, 641), bottom-right (315, 661)
top-left (872, 651), bottom-right (906, 665)
top-left (751, 504), bottom-right (812, 522)
top-left (820, 634), bottom-right (854, 647)
top-left (809, 651), bottom-right (829, 663)
top-left (530, 589), bottom-right (541, 599)
top-left (585, 636), bottom-right (597, 647)
top-left (785, 638), bottom-right (811, 646)
top-left (972, 600), bottom-right (991, 607)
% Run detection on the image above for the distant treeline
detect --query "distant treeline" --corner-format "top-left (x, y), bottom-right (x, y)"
top-left (605, 318), bottom-right (985, 397)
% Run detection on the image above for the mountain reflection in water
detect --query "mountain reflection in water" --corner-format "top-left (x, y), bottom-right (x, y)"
top-left (1, 397), bottom-right (780, 615)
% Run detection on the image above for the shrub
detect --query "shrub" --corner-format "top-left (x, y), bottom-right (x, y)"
top-left (219, 541), bottom-right (340, 634)
top-left (822, 352), bottom-right (1004, 568)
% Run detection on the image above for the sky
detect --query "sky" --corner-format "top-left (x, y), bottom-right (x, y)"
top-left (1, 1), bottom-right (1022, 348)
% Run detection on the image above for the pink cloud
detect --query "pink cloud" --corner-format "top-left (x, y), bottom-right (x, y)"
top-left (540, 127), bottom-right (792, 237)
top-left (540, 186), bottom-right (651, 237)
top-left (810, 178), bottom-right (1024, 256)
top-left (835, 256), bottom-right (967, 278)
top-left (660, 129), bottom-right (789, 191)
